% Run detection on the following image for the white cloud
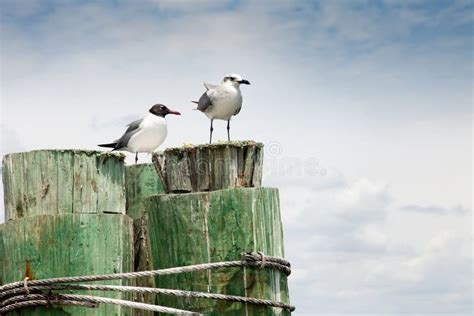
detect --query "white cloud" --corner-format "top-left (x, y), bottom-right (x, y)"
top-left (0, 124), bottom-right (25, 154)
top-left (277, 170), bottom-right (471, 314)
top-left (0, 0), bottom-right (44, 18)
top-left (334, 178), bottom-right (389, 221)
top-left (365, 231), bottom-right (472, 313)
top-left (146, 0), bottom-right (232, 12)
top-left (400, 204), bottom-right (469, 215)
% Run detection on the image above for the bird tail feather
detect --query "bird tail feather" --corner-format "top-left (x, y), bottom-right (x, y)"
top-left (98, 142), bottom-right (117, 149)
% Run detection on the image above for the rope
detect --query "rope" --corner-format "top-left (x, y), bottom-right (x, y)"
top-left (248, 252), bottom-right (290, 268)
top-left (0, 252), bottom-right (290, 294)
top-left (0, 294), bottom-right (201, 315)
top-left (23, 277), bottom-right (30, 295)
top-left (0, 284), bottom-right (295, 311)
top-left (0, 252), bottom-right (294, 314)
top-left (0, 299), bottom-right (98, 313)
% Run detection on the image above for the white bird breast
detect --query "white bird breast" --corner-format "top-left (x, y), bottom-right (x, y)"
top-left (206, 85), bottom-right (242, 120)
top-left (127, 115), bottom-right (168, 153)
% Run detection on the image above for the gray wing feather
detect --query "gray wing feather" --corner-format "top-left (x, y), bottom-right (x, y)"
top-left (125, 118), bottom-right (143, 133)
top-left (234, 105), bottom-right (242, 115)
top-left (203, 82), bottom-right (218, 90)
top-left (115, 118), bottom-right (143, 149)
top-left (196, 90), bottom-right (213, 112)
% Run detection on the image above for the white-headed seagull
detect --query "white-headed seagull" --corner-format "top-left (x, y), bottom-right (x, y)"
top-left (192, 74), bottom-right (250, 143)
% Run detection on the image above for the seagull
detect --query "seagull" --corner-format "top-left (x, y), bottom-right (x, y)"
top-left (192, 74), bottom-right (250, 143)
top-left (98, 104), bottom-right (181, 164)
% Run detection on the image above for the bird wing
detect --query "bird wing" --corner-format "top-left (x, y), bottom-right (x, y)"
top-left (203, 82), bottom-right (218, 90)
top-left (115, 118), bottom-right (144, 149)
top-left (125, 118), bottom-right (143, 133)
top-left (195, 90), bottom-right (214, 113)
top-left (234, 105), bottom-right (242, 115)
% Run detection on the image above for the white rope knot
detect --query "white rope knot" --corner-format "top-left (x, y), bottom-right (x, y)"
top-left (23, 277), bottom-right (30, 295)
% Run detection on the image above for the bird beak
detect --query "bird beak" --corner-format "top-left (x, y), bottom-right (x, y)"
top-left (167, 110), bottom-right (181, 115)
top-left (239, 79), bottom-right (251, 85)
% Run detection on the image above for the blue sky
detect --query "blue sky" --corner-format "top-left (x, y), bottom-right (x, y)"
top-left (1, 0), bottom-right (472, 315)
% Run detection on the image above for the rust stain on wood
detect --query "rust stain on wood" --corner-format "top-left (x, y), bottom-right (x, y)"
top-left (24, 259), bottom-right (34, 280)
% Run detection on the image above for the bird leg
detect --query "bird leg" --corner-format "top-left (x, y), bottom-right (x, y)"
top-left (135, 152), bottom-right (138, 164)
top-left (209, 119), bottom-right (214, 144)
top-left (227, 119), bottom-right (231, 142)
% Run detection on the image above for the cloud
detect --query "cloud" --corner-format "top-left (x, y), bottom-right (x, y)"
top-left (0, 124), bottom-right (25, 155)
top-left (278, 171), bottom-right (471, 314)
top-left (308, 225), bottom-right (389, 254)
top-left (0, 0), bottom-right (44, 18)
top-left (364, 231), bottom-right (472, 314)
top-left (281, 176), bottom-right (391, 251)
top-left (400, 204), bottom-right (469, 215)
top-left (145, 0), bottom-right (232, 12)
top-left (334, 178), bottom-right (390, 221)
top-left (89, 113), bottom-right (142, 132)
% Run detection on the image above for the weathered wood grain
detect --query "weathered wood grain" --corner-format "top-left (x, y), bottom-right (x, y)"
top-left (1, 143), bottom-right (292, 315)
top-left (125, 164), bottom-right (165, 220)
top-left (2, 150), bottom-right (126, 221)
top-left (145, 187), bottom-right (290, 315)
top-left (125, 163), bottom-right (166, 315)
top-left (0, 214), bottom-right (133, 316)
top-left (151, 141), bottom-right (264, 193)
top-left (0, 223), bottom-right (4, 286)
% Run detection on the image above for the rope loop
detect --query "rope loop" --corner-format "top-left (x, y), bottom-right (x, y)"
top-left (23, 277), bottom-right (30, 295)
top-left (257, 251), bottom-right (267, 269)
top-left (0, 254), bottom-right (295, 314)
top-left (241, 252), bottom-right (291, 275)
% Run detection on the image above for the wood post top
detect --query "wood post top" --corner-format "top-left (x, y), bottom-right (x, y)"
top-left (2, 149), bottom-right (125, 161)
top-left (152, 140), bottom-right (264, 194)
top-left (1, 141), bottom-right (266, 218)
top-left (162, 140), bottom-right (264, 152)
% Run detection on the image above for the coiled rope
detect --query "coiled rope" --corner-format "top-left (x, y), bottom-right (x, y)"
top-left (0, 252), bottom-right (295, 314)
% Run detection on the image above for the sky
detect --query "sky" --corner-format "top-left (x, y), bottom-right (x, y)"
top-left (0, 0), bottom-right (472, 315)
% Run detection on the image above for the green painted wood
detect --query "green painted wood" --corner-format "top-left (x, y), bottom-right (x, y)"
top-left (125, 164), bottom-right (165, 220)
top-left (125, 163), bottom-right (166, 315)
top-left (152, 141), bottom-right (264, 193)
top-left (2, 150), bottom-right (126, 221)
top-left (0, 214), bottom-right (133, 316)
top-left (0, 223), bottom-right (4, 286)
top-left (145, 187), bottom-right (290, 315)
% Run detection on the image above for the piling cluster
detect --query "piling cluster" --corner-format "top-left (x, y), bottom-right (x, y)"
top-left (0, 141), bottom-right (290, 315)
